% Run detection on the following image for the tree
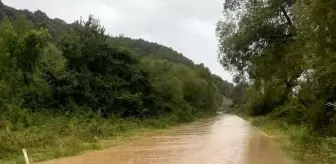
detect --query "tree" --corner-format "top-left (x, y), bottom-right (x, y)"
top-left (218, 0), bottom-right (336, 134)
top-left (294, 0), bottom-right (336, 131)
top-left (0, 17), bottom-right (50, 108)
top-left (57, 16), bottom-right (159, 117)
top-left (217, 0), bottom-right (304, 113)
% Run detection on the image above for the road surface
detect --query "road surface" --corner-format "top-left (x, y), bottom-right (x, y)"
top-left (38, 115), bottom-right (291, 164)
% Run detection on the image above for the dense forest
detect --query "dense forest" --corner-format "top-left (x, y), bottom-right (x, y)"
top-left (217, 0), bottom-right (335, 135)
top-left (0, 1), bottom-right (236, 162)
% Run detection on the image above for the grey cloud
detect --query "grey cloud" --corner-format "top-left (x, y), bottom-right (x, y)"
top-left (3, 0), bottom-right (232, 82)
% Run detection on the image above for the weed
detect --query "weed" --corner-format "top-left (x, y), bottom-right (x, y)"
top-left (0, 111), bottom-right (191, 163)
top-left (250, 116), bottom-right (336, 164)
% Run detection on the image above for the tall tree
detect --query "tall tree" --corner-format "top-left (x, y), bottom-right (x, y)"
top-left (217, 0), bottom-right (303, 110)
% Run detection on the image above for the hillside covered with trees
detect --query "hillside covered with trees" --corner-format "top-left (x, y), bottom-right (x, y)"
top-left (0, 1), bottom-right (235, 162)
top-left (217, 0), bottom-right (336, 163)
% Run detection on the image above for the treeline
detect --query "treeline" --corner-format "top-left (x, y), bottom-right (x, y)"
top-left (217, 0), bottom-right (336, 135)
top-left (0, 2), bottom-right (236, 160)
top-left (0, 2), bottom-right (235, 128)
top-left (109, 36), bottom-right (195, 67)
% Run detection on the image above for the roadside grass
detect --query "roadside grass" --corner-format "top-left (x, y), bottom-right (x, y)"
top-left (248, 116), bottom-right (336, 164)
top-left (0, 112), bottom-right (197, 164)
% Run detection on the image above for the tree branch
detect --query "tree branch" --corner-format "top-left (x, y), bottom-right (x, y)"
top-left (280, 6), bottom-right (293, 26)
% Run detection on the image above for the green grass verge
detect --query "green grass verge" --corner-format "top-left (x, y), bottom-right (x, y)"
top-left (247, 116), bottom-right (336, 164)
top-left (0, 111), bottom-right (202, 164)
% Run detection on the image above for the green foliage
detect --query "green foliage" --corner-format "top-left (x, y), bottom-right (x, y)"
top-left (109, 36), bottom-right (195, 67)
top-left (0, 3), bottom-right (67, 41)
top-left (231, 82), bottom-right (248, 105)
top-left (0, 10), bottom-right (232, 118)
top-left (212, 74), bottom-right (234, 98)
top-left (0, 2), bottom-right (236, 161)
top-left (0, 110), bottom-right (189, 163)
top-left (0, 17), bottom-right (50, 108)
top-left (217, 0), bottom-right (336, 135)
top-left (250, 116), bottom-right (336, 164)
top-left (52, 16), bottom-right (159, 117)
top-left (142, 59), bottom-right (224, 115)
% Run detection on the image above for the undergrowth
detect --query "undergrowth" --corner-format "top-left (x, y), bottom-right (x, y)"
top-left (249, 116), bottom-right (336, 164)
top-left (0, 110), bottom-right (197, 163)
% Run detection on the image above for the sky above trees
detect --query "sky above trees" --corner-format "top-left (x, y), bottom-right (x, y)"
top-left (3, 0), bottom-right (233, 82)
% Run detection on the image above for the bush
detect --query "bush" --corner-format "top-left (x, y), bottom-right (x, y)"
top-left (269, 100), bottom-right (308, 124)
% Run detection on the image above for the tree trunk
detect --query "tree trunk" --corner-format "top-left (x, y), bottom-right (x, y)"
top-left (23, 72), bottom-right (29, 86)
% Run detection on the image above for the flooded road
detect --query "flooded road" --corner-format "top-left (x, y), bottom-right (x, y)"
top-left (39, 115), bottom-right (290, 164)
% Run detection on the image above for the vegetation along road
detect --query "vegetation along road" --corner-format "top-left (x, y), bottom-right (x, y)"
top-left (1, 0), bottom-right (336, 163)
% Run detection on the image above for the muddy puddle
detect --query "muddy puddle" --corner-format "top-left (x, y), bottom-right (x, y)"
top-left (38, 115), bottom-right (291, 164)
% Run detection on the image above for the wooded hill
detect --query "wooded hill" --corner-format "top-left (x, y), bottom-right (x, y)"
top-left (0, 2), bottom-right (237, 161)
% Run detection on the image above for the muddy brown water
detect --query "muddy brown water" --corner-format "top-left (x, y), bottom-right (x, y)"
top-left (38, 115), bottom-right (291, 164)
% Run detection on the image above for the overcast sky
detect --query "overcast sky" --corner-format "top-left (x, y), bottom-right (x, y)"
top-left (3, 0), bottom-right (232, 82)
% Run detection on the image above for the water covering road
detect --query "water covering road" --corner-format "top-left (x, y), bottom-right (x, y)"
top-left (39, 115), bottom-right (290, 164)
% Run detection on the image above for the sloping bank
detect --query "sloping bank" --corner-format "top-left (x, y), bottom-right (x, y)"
top-left (245, 116), bottom-right (336, 164)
